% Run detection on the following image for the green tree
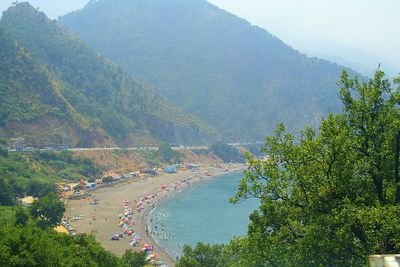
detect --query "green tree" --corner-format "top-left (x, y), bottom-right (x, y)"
top-left (210, 142), bottom-right (244, 163)
top-left (159, 142), bottom-right (181, 164)
top-left (0, 138), bottom-right (8, 147)
top-left (14, 207), bottom-right (29, 226)
top-left (0, 177), bottom-right (15, 206)
top-left (0, 147), bottom-right (8, 157)
top-left (176, 243), bottom-right (227, 267)
top-left (27, 181), bottom-right (56, 197)
top-left (227, 70), bottom-right (400, 266)
top-left (102, 176), bottom-right (113, 184)
top-left (0, 224), bottom-right (119, 266)
top-left (119, 250), bottom-right (146, 267)
top-left (30, 194), bottom-right (65, 228)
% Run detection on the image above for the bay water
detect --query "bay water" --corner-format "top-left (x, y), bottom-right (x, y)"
top-left (147, 172), bottom-right (259, 259)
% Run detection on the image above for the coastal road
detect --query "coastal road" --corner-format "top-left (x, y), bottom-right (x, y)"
top-left (8, 142), bottom-right (261, 153)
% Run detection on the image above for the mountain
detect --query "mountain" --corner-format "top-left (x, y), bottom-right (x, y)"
top-left (60, 0), bottom-right (356, 142)
top-left (0, 23), bottom-right (107, 147)
top-left (0, 3), bottom-right (217, 147)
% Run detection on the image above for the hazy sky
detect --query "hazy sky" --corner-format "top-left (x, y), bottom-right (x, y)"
top-left (208, 0), bottom-right (400, 76)
top-left (0, 0), bottom-right (398, 75)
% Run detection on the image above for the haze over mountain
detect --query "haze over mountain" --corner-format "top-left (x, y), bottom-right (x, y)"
top-left (61, 0), bottom-right (357, 141)
top-left (0, 3), bottom-right (217, 147)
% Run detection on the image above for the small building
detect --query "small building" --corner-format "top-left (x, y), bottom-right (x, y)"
top-left (129, 172), bottom-right (140, 177)
top-left (186, 164), bottom-right (200, 170)
top-left (20, 196), bottom-right (37, 207)
top-left (84, 183), bottom-right (97, 190)
top-left (164, 166), bottom-right (177, 174)
top-left (103, 172), bottom-right (122, 181)
top-left (140, 168), bottom-right (157, 176)
top-left (121, 174), bottom-right (130, 179)
top-left (67, 183), bottom-right (80, 191)
top-left (56, 145), bottom-right (70, 151)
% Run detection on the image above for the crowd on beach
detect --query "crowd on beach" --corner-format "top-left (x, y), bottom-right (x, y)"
top-left (67, 164), bottom-right (246, 266)
top-left (142, 172), bottom-right (219, 259)
top-left (112, 199), bottom-right (168, 266)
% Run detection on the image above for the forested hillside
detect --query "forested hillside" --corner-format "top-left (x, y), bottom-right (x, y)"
top-left (0, 3), bottom-right (217, 147)
top-left (0, 24), bottom-right (108, 147)
top-left (60, 0), bottom-right (357, 141)
top-left (0, 147), bottom-right (147, 266)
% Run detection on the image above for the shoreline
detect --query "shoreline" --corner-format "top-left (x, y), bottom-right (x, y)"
top-left (144, 166), bottom-right (245, 261)
top-left (66, 164), bottom-right (245, 266)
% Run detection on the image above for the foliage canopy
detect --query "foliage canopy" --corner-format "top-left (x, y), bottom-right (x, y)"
top-left (0, 2), bottom-right (216, 147)
top-left (177, 70), bottom-right (400, 266)
top-left (60, 0), bottom-right (356, 141)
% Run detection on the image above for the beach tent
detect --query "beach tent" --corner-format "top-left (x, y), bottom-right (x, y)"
top-left (54, 226), bottom-right (70, 235)
top-left (20, 196), bottom-right (37, 207)
top-left (164, 166), bottom-right (176, 173)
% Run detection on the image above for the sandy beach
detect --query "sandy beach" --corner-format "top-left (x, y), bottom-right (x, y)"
top-left (66, 164), bottom-right (244, 266)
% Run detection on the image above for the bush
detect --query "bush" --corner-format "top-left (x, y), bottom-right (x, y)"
top-left (210, 142), bottom-right (244, 163)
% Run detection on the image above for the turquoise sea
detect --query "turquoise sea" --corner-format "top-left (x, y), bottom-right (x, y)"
top-left (147, 172), bottom-right (260, 259)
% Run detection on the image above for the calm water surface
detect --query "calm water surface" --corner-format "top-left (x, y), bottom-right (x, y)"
top-left (147, 172), bottom-right (259, 259)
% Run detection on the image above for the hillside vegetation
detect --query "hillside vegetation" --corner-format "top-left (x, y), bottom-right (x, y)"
top-left (0, 149), bottom-right (102, 204)
top-left (0, 149), bottom-right (146, 266)
top-left (61, 0), bottom-right (357, 141)
top-left (0, 3), bottom-right (217, 147)
top-left (176, 70), bottom-right (400, 266)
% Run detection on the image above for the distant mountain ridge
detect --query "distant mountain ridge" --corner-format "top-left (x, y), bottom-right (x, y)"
top-left (61, 0), bottom-right (358, 141)
top-left (0, 3), bottom-right (217, 147)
